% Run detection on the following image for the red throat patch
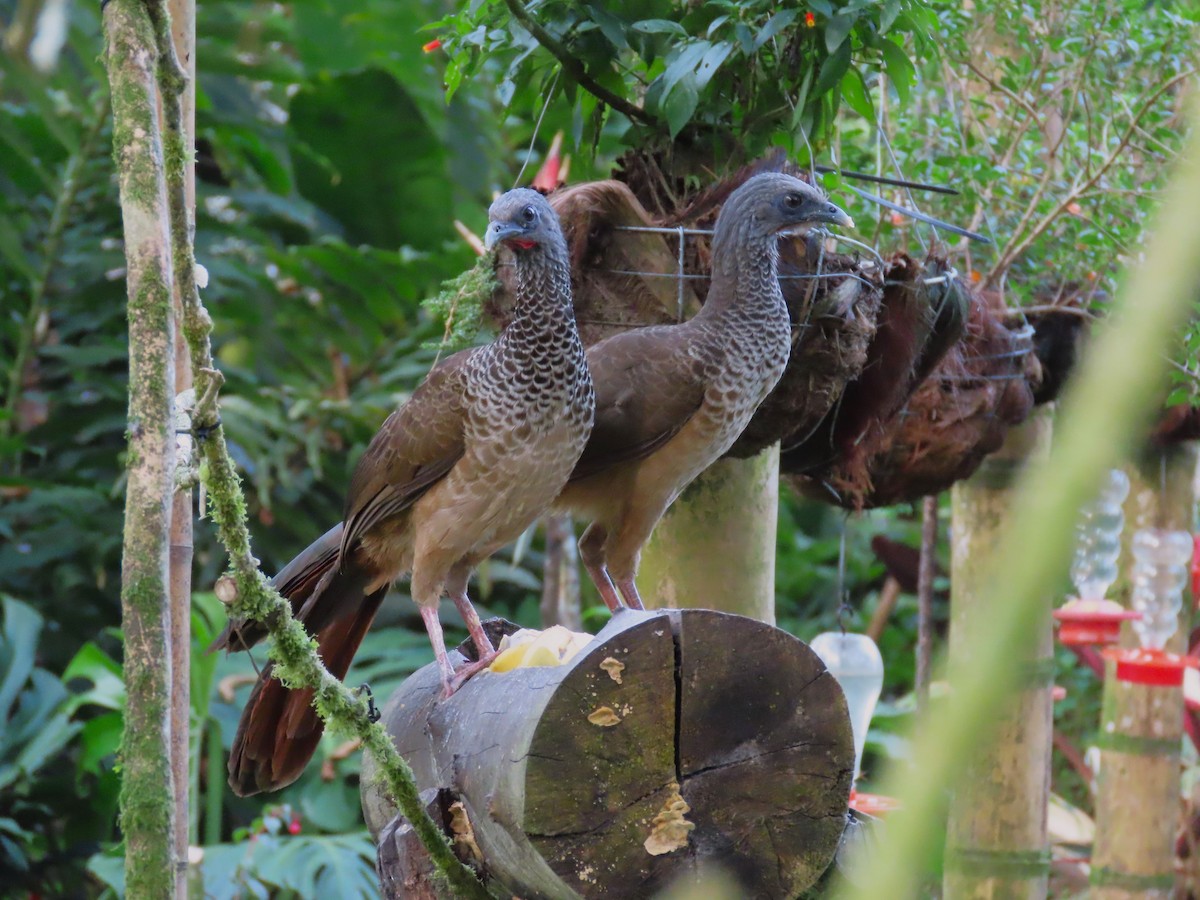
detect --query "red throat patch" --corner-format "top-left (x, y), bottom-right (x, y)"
top-left (510, 239), bottom-right (537, 250)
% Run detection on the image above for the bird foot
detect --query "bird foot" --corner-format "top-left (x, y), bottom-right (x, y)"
top-left (442, 651), bottom-right (499, 698)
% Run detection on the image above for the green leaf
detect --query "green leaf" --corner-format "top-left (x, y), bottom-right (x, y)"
top-left (588, 4), bottom-right (629, 49)
top-left (825, 14), bottom-right (854, 54)
top-left (880, 39), bottom-right (915, 103)
top-left (0, 597), bottom-right (41, 717)
top-left (632, 19), bottom-right (687, 36)
top-left (694, 42), bottom-right (734, 90)
top-left (664, 77), bottom-right (700, 138)
top-left (812, 39), bottom-right (852, 100)
top-left (880, 0), bottom-right (902, 33)
top-left (841, 67), bottom-right (874, 121)
top-left (658, 41), bottom-right (710, 97)
top-left (755, 10), bottom-right (798, 50)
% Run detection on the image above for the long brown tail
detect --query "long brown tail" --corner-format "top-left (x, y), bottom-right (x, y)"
top-left (227, 584), bottom-right (387, 796)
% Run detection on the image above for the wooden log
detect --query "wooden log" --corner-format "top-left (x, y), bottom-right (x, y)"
top-left (1091, 444), bottom-right (1198, 899)
top-left (943, 409), bottom-right (1055, 900)
top-left (362, 608), bottom-right (853, 898)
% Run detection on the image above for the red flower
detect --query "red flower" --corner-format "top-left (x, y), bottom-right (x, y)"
top-left (288, 820), bottom-right (302, 835)
top-left (422, 39), bottom-right (442, 53)
top-left (804, 12), bottom-right (816, 27)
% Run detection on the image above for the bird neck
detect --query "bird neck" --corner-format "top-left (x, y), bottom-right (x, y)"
top-left (504, 247), bottom-right (581, 355)
top-left (702, 233), bottom-right (784, 320)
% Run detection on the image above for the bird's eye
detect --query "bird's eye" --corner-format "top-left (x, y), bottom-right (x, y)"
top-left (783, 193), bottom-right (803, 209)
top-left (522, 205), bottom-right (537, 223)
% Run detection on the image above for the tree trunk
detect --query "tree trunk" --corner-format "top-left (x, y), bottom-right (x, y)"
top-left (363, 608), bottom-right (853, 898)
top-left (103, 0), bottom-right (178, 894)
top-left (165, 0), bottom-right (195, 891)
top-left (1091, 443), bottom-right (1198, 899)
top-left (637, 446), bottom-right (780, 624)
top-left (943, 408), bottom-right (1054, 900)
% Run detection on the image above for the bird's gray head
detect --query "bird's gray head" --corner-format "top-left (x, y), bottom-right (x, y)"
top-left (714, 172), bottom-right (853, 250)
top-left (484, 188), bottom-right (565, 255)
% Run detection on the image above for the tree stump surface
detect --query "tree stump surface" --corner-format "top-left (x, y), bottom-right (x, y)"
top-left (362, 608), bottom-right (853, 899)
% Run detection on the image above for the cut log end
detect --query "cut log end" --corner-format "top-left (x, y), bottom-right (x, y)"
top-left (363, 609), bottom-right (854, 899)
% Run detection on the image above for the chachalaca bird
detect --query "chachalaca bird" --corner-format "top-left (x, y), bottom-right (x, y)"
top-left (557, 172), bottom-right (853, 611)
top-left (215, 188), bottom-right (593, 795)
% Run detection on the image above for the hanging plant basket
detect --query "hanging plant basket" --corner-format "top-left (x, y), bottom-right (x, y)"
top-left (790, 296), bottom-right (1042, 509)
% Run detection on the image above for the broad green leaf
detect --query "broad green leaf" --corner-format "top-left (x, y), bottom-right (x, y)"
top-left (880, 39), bottom-right (915, 103)
top-left (841, 67), bottom-right (875, 121)
top-left (755, 10), bottom-right (798, 50)
top-left (632, 19), bottom-right (687, 36)
top-left (694, 42), bottom-right (734, 91)
top-left (825, 13), bottom-right (854, 54)
top-left (664, 78), bottom-right (700, 138)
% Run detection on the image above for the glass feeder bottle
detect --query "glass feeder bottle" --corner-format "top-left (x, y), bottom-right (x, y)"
top-left (1070, 468), bottom-right (1129, 602)
top-left (1129, 528), bottom-right (1192, 651)
top-left (810, 632), bottom-right (884, 784)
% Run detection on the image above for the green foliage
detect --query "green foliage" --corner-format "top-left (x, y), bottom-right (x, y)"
top-left (423, 251), bottom-right (500, 350)
top-left (89, 830), bottom-right (378, 899)
top-left (836, 0), bottom-right (1198, 300)
top-left (433, 0), bottom-right (935, 159)
top-left (0, 597), bottom-right (82, 886)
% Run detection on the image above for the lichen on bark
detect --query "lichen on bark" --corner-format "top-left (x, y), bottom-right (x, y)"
top-left (103, 0), bottom-right (178, 895)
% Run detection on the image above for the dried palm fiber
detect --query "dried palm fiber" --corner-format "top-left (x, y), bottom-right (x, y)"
top-left (790, 290), bottom-right (1042, 509)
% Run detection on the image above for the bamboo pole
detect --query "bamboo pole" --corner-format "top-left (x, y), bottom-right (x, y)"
top-left (103, 0), bottom-right (178, 894)
top-left (637, 446), bottom-right (780, 624)
top-left (837, 104), bottom-right (1200, 900)
top-left (916, 494), bottom-right (938, 713)
top-left (165, 0), bottom-right (194, 892)
top-left (943, 408), bottom-right (1055, 900)
top-left (1090, 444), bottom-right (1198, 899)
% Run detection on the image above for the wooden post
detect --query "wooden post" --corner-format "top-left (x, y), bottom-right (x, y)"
top-left (363, 609), bottom-right (852, 898)
top-left (637, 446), bottom-right (780, 624)
top-left (943, 408), bottom-right (1054, 900)
top-left (165, 0), bottom-right (195, 892)
top-left (103, 1), bottom-right (178, 894)
top-left (1090, 443), bottom-right (1198, 899)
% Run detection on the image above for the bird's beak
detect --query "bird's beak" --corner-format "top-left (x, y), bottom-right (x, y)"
top-left (484, 220), bottom-right (525, 250)
top-left (798, 198), bottom-right (855, 230)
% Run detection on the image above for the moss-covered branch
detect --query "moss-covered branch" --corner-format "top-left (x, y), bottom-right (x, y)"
top-left (142, 3), bottom-right (495, 897)
top-left (102, 1), bottom-right (177, 895)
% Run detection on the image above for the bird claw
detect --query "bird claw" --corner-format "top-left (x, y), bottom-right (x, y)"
top-left (442, 652), bottom-right (499, 698)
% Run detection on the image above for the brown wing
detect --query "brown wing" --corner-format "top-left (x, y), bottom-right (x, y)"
top-left (339, 348), bottom-right (474, 558)
top-left (570, 325), bottom-right (709, 481)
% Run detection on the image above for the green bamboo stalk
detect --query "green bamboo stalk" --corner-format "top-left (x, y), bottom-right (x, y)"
top-left (102, 0), bottom-right (177, 895)
top-left (837, 101), bottom-right (1200, 900)
top-left (140, 4), bottom-right (496, 896)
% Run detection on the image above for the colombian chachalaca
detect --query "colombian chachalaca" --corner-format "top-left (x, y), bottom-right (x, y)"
top-left (558, 172), bottom-right (853, 611)
top-left (216, 189), bottom-right (593, 795)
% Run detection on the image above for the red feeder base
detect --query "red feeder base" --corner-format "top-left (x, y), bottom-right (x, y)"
top-left (1053, 599), bottom-right (1140, 647)
top-left (1102, 647), bottom-right (1199, 687)
top-left (849, 790), bottom-right (901, 817)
